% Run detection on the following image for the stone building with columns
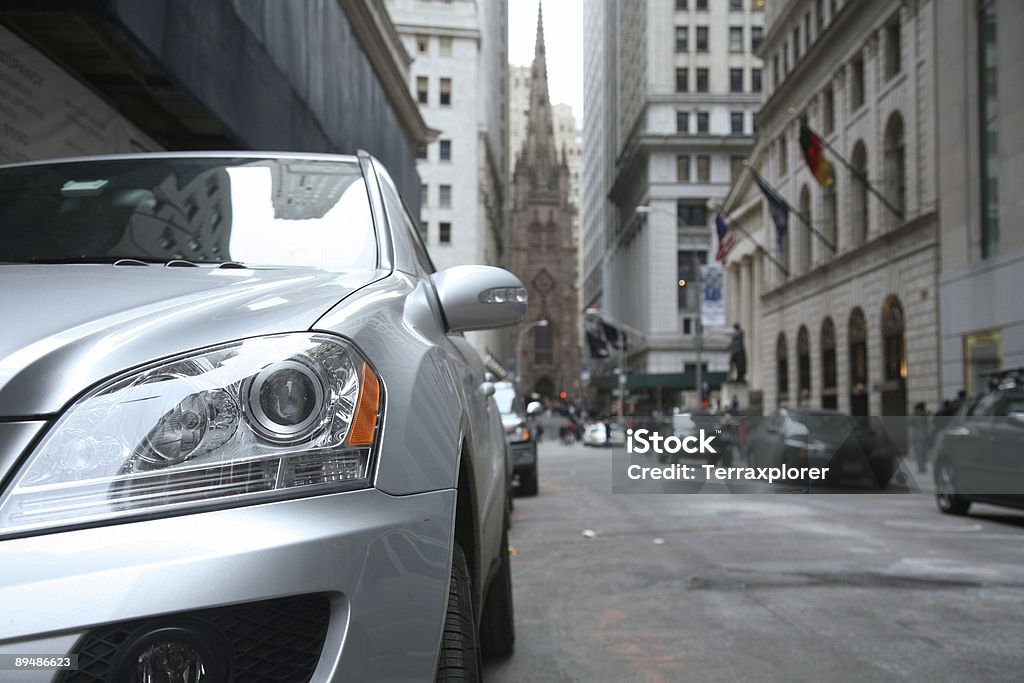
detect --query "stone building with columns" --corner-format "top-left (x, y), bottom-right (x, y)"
top-left (721, 0), bottom-right (940, 417)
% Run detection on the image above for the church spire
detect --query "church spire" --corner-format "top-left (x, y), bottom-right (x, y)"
top-left (520, 1), bottom-right (558, 181)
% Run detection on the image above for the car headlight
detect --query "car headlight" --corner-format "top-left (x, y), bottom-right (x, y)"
top-left (0, 333), bottom-right (382, 536)
top-left (511, 423), bottom-right (531, 443)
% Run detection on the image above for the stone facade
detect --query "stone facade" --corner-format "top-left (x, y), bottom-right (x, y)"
top-left (722, 0), bottom-right (941, 416)
top-left (509, 5), bottom-right (580, 399)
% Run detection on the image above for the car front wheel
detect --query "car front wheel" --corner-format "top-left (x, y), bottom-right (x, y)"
top-left (436, 544), bottom-right (482, 682)
top-left (935, 459), bottom-right (971, 516)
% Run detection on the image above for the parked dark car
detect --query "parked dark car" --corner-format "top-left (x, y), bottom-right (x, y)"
top-left (933, 370), bottom-right (1024, 515)
top-left (494, 381), bottom-right (543, 496)
top-left (744, 408), bottom-right (897, 488)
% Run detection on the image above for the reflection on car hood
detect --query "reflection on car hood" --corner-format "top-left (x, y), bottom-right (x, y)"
top-left (0, 264), bottom-right (385, 417)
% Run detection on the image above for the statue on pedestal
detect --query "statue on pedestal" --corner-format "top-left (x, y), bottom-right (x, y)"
top-left (729, 323), bottom-right (747, 383)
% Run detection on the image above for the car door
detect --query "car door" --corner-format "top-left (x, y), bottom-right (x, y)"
top-left (978, 392), bottom-right (1024, 500)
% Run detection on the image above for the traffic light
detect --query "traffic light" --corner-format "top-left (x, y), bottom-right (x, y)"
top-left (559, 391), bottom-right (568, 400)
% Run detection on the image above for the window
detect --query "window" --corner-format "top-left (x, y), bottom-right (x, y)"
top-left (696, 27), bottom-right (709, 52)
top-left (416, 35), bottom-right (428, 54)
top-left (697, 155), bottom-right (710, 182)
top-left (676, 26), bottom-right (688, 52)
top-left (696, 68), bottom-right (708, 92)
top-left (731, 156), bottom-right (745, 184)
top-left (676, 68), bottom-right (688, 93)
top-left (696, 0), bottom-right (708, 10)
top-left (850, 56), bottom-right (865, 110)
top-left (777, 334), bottom-right (789, 406)
top-left (439, 78), bottom-right (452, 106)
top-left (798, 326), bottom-right (811, 402)
top-left (793, 27), bottom-right (801, 61)
top-left (783, 41), bottom-right (790, 73)
top-left (752, 26), bottom-right (764, 52)
top-left (884, 14), bottom-right (901, 79)
top-left (677, 202), bottom-right (708, 228)
top-left (676, 111), bottom-right (689, 133)
top-left (778, 133), bottom-right (788, 175)
top-left (821, 318), bottom-right (837, 409)
top-left (823, 184), bottom-right (837, 249)
top-left (883, 112), bottom-right (906, 225)
top-left (676, 155), bottom-right (691, 182)
top-left (730, 68), bottom-right (743, 93)
top-left (420, 183), bottom-right (428, 207)
top-left (440, 36), bottom-right (452, 56)
top-left (980, 0), bottom-right (999, 257)
top-left (731, 111), bottom-right (744, 134)
top-left (439, 139), bottom-right (451, 161)
top-left (850, 140), bottom-right (869, 244)
top-left (439, 184), bottom-right (452, 207)
top-left (675, 0), bottom-right (687, 9)
top-left (730, 27), bottom-right (743, 53)
top-left (823, 86), bottom-right (835, 133)
top-left (798, 186), bottom-right (811, 272)
top-left (773, 54), bottom-right (780, 87)
top-left (534, 323), bottom-right (554, 365)
top-left (805, 13), bottom-right (811, 47)
top-left (416, 144), bottom-right (428, 160)
top-left (697, 111), bottom-right (709, 133)
top-left (416, 76), bottom-right (428, 104)
top-left (752, 68), bottom-right (762, 93)
top-left (848, 308), bottom-right (868, 416)
top-left (730, 0), bottom-right (743, 9)
top-left (439, 221), bottom-right (451, 244)
top-left (816, 0), bottom-right (825, 34)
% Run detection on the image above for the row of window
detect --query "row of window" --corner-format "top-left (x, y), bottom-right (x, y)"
top-left (675, 25), bottom-right (763, 53)
top-left (414, 34), bottom-right (453, 57)
top-left (675, 0), bottom-right (764, 11)
top-left (775, 297), bottom-right (905, 414)
top-left (416, 139), bottom-right (452, 162)
top-left (415, 75), bottom-right (453, 106)
top-left (675, 110), bottom-right (752, 135)
top-left (420, 183), bottom-right (453, 208)
top-left (419, 221), bottom-right (452, 245)
top-left (676, 67), bottom-right (761, 94)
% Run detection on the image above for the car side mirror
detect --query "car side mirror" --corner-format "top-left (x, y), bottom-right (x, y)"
top-left (527, 401), bottom-right (543, 416)
top-left (431, 265), bottom-right (527, 332)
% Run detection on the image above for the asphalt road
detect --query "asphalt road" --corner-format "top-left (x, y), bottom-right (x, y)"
top-left (484, 437), bottom-right (1024, 683)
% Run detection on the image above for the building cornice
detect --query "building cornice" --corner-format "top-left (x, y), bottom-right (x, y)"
top-left (339, 0), bottom-right (434, 147)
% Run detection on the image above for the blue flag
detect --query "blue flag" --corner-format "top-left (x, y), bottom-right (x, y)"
top-left (752, 173), bottom-right (789, 255)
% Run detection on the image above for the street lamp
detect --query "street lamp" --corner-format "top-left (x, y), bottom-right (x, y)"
top-left (635, 204), bottom-right (704, 408)
top-left (515, 319), bottom-right (549, 386)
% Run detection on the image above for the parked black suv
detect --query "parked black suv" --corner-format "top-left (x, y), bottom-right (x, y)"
top-left (494, 381), bottom-right (543, 496)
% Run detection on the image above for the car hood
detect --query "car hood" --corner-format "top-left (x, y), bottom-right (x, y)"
top-left (0, 264), bottom-right (385, 417)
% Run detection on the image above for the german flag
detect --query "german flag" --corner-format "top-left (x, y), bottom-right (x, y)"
top-left (799, 123), bottom-right (835, 187)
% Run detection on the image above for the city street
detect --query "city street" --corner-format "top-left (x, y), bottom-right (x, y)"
top-left (486, 437), bottom-right (1024, 682)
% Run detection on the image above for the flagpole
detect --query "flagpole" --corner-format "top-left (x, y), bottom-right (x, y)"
top-left (747, 165), bottom-right (836, 253)
top-left (725, 219), bottom-right (790, 276)
top-left (805, 124), bottom-right (905, 223)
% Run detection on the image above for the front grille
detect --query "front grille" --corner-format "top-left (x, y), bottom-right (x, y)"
top-left (58, 594), bottom-right (330, 683)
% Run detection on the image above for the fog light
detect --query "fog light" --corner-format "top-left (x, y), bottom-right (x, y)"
top-left (136, 640), bottom-right (204, 683)
top-left (113, 624), bottom-right (228, 683)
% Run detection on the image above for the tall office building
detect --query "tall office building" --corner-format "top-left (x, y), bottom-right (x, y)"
top-left (583, 0), bottom-right (764, 413)
top-left (386, 0), bottom-right (509, 360)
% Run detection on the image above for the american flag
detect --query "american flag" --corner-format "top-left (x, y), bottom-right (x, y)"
top-left (715, 213), bottom-right (738, 265)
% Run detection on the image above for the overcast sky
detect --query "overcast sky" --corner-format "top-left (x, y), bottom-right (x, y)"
top-left (508, 0), bottom-right (583, 124)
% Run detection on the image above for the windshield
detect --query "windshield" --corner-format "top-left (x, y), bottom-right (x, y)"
top-left (493, 385), bottom-right (522, 416)
top-left (0, 157), bottom-right (376, 269)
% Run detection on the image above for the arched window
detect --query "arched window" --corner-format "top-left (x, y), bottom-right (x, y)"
top-left (534, 321), bottom-right (554, 365)
top-left (797, 326), bottom-right (811, 405)
top-left (776, 332), bottom-right (789, 407)
top-left (823, 183), bottom-right (837, 251)
top-left (883, 112), bottom-right (906, 227)
top-left (848, 307), bottom-right (868, 416)
top-left (850, 140), bottom-right (869, 246)
top-left (881, 295), bottom-right (907, 416)
top-left (821, 317), bottom-right (837, 409)
top-left (799, 185), bottom-right (812, 272)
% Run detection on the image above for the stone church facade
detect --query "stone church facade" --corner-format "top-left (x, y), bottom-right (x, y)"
top-left (508, 6), bottom-right (579, 399)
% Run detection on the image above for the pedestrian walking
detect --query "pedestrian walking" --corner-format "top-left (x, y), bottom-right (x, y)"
top-left (910, 402), bottom-right (930, 474)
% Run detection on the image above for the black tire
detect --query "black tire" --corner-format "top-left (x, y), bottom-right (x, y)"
top-left (935, 459), bottom-right (971, 515)
top-left (518, 468), bottom-right (538, 496)
top-left (480, 530), bottom-right (515, 658)
top-left (436, 544), bottom-right (482, 682)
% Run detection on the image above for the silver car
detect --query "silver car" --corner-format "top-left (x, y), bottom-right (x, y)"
top-left (0, 152), bottom-right (520, 681)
